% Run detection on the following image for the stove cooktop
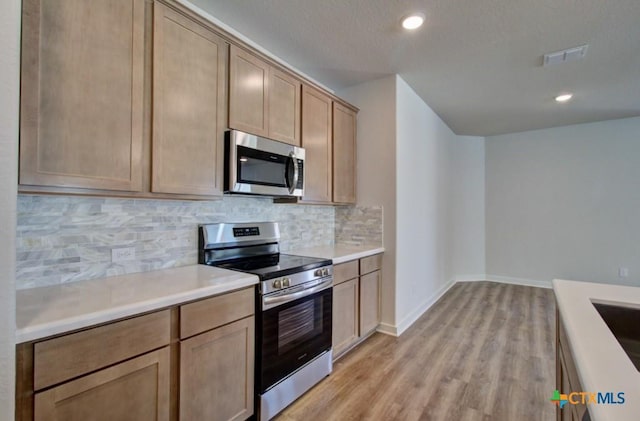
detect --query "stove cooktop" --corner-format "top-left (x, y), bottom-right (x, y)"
top-left (212, 253), bottom-right (332, 280)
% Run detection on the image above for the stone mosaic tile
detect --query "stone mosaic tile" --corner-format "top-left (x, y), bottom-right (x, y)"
top-left (16, 195), bottom-right (335, 289)
top-left (334, 205), bottom-right (383, 247)
top-left (17, 195), bottom-right (383, 289)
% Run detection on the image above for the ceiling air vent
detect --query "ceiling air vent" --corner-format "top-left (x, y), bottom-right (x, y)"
top-left (543, 45), bottom-right (588, 66)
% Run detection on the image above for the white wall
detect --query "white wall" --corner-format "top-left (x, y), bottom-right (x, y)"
top-left (340, 75), bottom-right (486, 335)
top-left (338, 76), bottom-right (397, 329)
top-left (450, 135), bottom-right (486, 279)
top-left (0, 0), bottom-right (19, 418)
top-left (395, 76), bottom-right (456, 333)
top-left (486, 117), bottom-right (640, 287)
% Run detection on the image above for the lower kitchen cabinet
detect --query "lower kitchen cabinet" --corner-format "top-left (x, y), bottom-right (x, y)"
top-left (556, 309), bottom-right (588, 421)
top-left (34, 348), bottom-right (170, 421)
top-left (177, 288), bottom-right (255, 421)
top-left (359, 270), bottom-right (380, 336)
top-left (16, 286), bottom-right (255, 421)
top-left (180, 316), bottom-right (254, 421)
top-left (332, 278), bottom-right (359, 356)
top-left (332, 254), bottom-right (382, 359)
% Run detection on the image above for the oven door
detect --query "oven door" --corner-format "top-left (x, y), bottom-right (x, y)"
top-left (258, 283), bottom-right (332, 393)
top-left (226, 130), bottom-right (304, 197)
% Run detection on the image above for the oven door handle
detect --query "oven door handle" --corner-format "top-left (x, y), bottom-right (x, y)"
top-left (263, 278), bottom-right (332, 310)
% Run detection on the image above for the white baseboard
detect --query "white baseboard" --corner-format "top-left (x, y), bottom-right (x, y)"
top-left (376, 322), bottom-right (398, 337)
top-left (473, 274), bottom-right (553, 289)
top-left (375, 274), bottom-right (552, 337)
top-left (390, 278), bottom-right (457, 337)
top-left (452, 274), bottom-right (488, 282)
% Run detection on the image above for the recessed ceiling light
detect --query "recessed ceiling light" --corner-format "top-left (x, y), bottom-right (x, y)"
top-left (402, 13), bottom-right (425, 30)
top-left (555, 93), bottom-right (573, 103)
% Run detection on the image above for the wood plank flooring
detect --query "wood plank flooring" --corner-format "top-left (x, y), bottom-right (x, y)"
top-left (276, 281), bottom-right (556, 421)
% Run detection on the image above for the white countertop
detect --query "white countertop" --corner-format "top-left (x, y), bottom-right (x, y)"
top-left (553, 279), bottom-right (640, 421)
top-left (16, 265), bottom-right (258, 343)
top-left (290, 244), bottom-right (384, 264)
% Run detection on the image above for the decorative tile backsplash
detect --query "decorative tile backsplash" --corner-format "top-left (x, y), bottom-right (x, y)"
top-left (16, 195), bottom-right (383, 289)
top-left (16, 195), bottom-right (337, 289)
top-left (335, 205), bottom-right (383, 247)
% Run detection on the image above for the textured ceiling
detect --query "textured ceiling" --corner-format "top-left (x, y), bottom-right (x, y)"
top-left (189, 0), bottom-right (640, 136)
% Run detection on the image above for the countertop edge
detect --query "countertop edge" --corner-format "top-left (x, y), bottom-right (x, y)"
top-left (289, 245), bottom-right (384, 264)
top-left (16, 275), bottom-right (259, 344)
top-left (332, 247), bottom-right (385, 264)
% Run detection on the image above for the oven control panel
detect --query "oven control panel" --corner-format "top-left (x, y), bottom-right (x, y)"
top-left (233, 226), bottom-right (260, 237)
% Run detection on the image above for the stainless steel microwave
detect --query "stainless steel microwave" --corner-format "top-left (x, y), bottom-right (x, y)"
top-left (225, 130), bottom-right (305, 197)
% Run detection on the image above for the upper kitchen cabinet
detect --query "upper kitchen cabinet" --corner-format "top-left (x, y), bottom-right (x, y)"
top-left (152, 2), bottom-right (228, 196)
top-left (18, 0), bottom-right (354, 202)
top-left (332, 102), bottom-right (357, 204)
top-left (19, 0), bottom-right (145, 192)
top-left (229, 46), bottom-right (268, 138)
top-left (229, 45), bottom-right (301, 146)
top-left (268, 67), bottom-right (301, 146)
top-left (301, 85), bottom-right (333, 203)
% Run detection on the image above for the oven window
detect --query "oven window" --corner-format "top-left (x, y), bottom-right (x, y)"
top-left (238, 146), bottom-right (287, 187)
top-left (258, 287), bottom-right (332, 392)
top-left (278, 299), bottom-right (322, 355)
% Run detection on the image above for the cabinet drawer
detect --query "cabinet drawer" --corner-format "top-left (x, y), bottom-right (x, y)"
top-left (34, 347), bottom-right (170, 421)
top-left (360, 254), bottom-right (382, 275)
top-left (333, 260), bottom-right (359, 285)
top-left (34, 309), bottom-right (171, 391)
top-left (180, 287), bottom-right (254, 339)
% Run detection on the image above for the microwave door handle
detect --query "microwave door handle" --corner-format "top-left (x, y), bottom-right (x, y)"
top-left (287, 152), bottom-right (299, 194)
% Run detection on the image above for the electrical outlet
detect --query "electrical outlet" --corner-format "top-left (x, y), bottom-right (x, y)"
top-left (619, 267), bottom-right (629, 278)
top-left (112, 247), bottom-right (135, 263)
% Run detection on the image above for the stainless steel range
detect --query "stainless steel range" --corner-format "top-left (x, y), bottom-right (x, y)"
top-left (198, 222), bottom-right (333, 420)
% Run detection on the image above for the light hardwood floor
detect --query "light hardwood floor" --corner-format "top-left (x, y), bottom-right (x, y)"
top-left (277, 281), bottom-right (556, 421)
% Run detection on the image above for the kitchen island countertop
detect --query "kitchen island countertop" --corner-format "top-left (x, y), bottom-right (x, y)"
top-left (553, 279), bottom-right (640, 421)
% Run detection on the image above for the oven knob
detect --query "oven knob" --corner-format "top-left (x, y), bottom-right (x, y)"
top-left (322, 268), bottom-right (329, 276)
top-left (272, 279), bottom-right (282, 289)
top-left (314, 269), bottom-right (322, 277)
top-left (282, 278), bottom-right (290, 287)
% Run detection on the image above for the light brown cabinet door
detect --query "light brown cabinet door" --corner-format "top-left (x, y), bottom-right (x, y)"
top-left (152, 3), bottom-right (227, 196)
top-left (34, 347), bottom-right (170, 421)
top-left (560, 360), bottom-right (572, 421)
top-left (269, 68), bottom-right (301, 146)
top-left (333, 278), bottom-right (359, 357)
top-left (332, 102), bottom-right (357, 203)
top-left (20, 0), bottom-right (144, 191)
top-left (229, 45), bottom-right (269, 137)
top-left (359, 270), bottom-right (380, 336)
top-left (180, 316), bottom-right (255, 421)
top-left (301, 85), bottom-right (333, 203)
top-left (557, 317), bottom-right (587, 421)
